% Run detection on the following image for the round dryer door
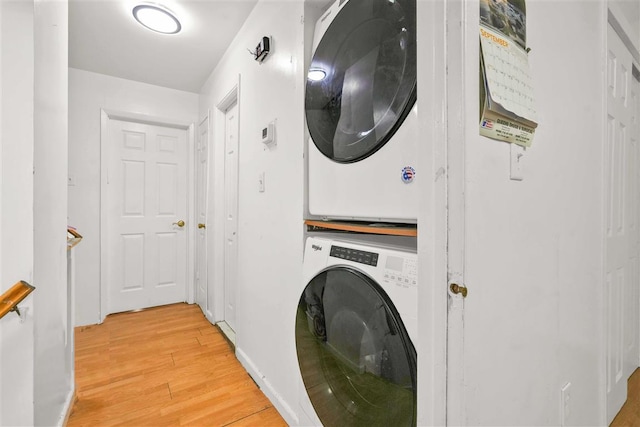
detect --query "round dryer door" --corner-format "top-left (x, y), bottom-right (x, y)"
top-left (295, 267), bottom-right (417, 427)
top-left (305, 0), bottom-right (417, 163)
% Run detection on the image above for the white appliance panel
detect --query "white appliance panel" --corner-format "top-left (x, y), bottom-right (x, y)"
top-left (306, 0), bottom-right (418, 223)
top-left (308, 106), bottom-right (418, 222)
top-left (297, 236), bottom-right (418, 426)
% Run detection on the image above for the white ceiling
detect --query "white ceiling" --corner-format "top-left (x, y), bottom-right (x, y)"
top-left (69, 0), bottom-right (258, 93)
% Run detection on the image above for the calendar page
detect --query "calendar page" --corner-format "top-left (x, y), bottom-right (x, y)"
top-left (479, 23), bottom-right (538, 146)
top-left (480, 24), bottom-right (536, 122)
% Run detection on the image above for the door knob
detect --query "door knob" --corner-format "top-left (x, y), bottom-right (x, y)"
top-left (173, 220), bottom-right (185, 227)
top-left (450, 283), bottom-right (468, 298)
top-left (198, 223), bottom-right (206, 229)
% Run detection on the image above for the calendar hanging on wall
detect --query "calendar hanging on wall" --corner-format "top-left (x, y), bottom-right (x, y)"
top-left (479, 0), bottom-right (538, 147)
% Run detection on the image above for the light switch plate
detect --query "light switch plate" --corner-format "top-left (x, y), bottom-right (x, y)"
top-left (258, 172), bottom-right (265, 192)
top-left (510, 143), bottom-right (524, 181)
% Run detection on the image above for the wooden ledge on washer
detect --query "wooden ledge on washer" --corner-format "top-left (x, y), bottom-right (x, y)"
top-left (305, 220), bottom-right (417, 237)
top-left (0, 281), bottom-right (35, 320)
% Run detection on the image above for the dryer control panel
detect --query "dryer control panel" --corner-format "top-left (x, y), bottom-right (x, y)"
top-left (383, 256), bottom-right (417, 289)
top-left (330, 245), bottom-right (379, 266)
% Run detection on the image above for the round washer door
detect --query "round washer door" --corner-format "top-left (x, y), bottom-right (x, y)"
top-left (295, 267), bottom-right (417, 427)
top-left (305, 0), bottom-right (417, 163)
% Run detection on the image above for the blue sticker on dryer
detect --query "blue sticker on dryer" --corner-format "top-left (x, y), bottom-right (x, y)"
top-left (401, 166), bottom-right (415, 183)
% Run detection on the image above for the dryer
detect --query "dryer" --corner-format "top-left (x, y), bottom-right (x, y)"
top-left (295, 235), bottom-right (417, 426)
top-left (306, 0), bottom-right (418, 223)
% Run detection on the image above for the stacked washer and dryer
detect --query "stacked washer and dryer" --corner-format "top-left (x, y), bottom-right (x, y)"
top-left (296, 0), bottom-right (419, 425)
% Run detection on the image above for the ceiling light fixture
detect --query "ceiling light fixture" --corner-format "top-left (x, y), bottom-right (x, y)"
top-left (307, 69), bottom-right (327, 82)
top-left (132, 3), bottom-right (181, 34)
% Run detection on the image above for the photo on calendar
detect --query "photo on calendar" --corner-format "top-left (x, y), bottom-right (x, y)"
top-left (480, 0), bottom-right (526, 50)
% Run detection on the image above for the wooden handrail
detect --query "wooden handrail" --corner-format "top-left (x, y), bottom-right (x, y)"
top-left (0, 281), bottom-right (35, 320)
top-left (67, 227), bottom-right (83, 250)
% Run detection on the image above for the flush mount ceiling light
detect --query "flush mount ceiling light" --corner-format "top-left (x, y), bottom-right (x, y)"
top-left (132, 3), bottom-right (181, 34)
top-left (307, 69), bottom-right (327, 82)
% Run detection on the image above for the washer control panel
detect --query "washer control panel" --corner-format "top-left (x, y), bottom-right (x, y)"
top-left (383, 256), bottom-right (417, 288)
top-left (330, 245), bottom-right (379, 266)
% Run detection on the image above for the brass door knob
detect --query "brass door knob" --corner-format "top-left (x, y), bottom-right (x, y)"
top-left (450, 283), bottom-right (468, 298)
top-left (173, 220), bottom-right (185, 227)
top-left (198, 223), bottom-right (206, 229)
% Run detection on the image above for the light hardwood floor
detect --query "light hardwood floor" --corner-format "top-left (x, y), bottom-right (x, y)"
top-left (611, 368), bottom-right (640, 427)
top-left (67, 303), bottom-right (287, 426)
top-left (71, 302), bottom-right (640, 426)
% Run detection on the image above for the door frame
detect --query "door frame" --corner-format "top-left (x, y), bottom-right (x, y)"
top-left (208, 82), bottom-right (241, 323)
top-left (415, 0), bottom-right (449, 425)
top-left (440, 0), bottom-right (468, 424)
top-left (212, 82), bottom-right (240, 325)
top-left (195, 112), bottom-right (211, 318)
top-left (99, 109), bottom-right (196, 321)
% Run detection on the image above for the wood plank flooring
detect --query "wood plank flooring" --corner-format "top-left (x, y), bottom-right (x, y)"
top-left (70, 302), bottom-right (640, 426)
top-left (67, 303), bottom-right (287, 427)
top-left (611, 368), bottom-right (640, 426)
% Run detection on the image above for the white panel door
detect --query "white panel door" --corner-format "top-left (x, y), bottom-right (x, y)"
top-left (224, 101), bottom-right (239, 331)
top-left (606, 23), bottom-right (640, 424)
top-left (106, 119), bottom-right (188, 314)
top-left (195, 115), bottom-right (209, 312)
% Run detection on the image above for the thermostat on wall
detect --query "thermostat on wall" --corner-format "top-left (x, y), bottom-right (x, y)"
top-left (262, 121), bottom-right (276, 146)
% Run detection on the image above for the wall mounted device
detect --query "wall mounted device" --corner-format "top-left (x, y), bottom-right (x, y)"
top-left (253, 36), bottom-right (271, 62)
top-left (261, 121), bottom-right (275, 147)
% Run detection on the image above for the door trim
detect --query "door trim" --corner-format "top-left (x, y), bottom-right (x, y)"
top-left (196, 111), bottom-right (212, 322)
top-left (416, 1), bottom-right (448, 425)
top-left (216, 83), bottom-right (240, 330)
top-left (601, 5), bottom-right (609, 424)
top-left (441, 0), bottom-right (467, 425)
top-left (99, 109), bottom-right (195, 321)
top-left (213, 81), bottom-right (239, 325)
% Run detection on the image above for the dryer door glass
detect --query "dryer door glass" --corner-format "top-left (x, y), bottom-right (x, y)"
top-left (295, 267), bottom-right (417, 427)
top-left (305, 0), bottom-right (416, 163)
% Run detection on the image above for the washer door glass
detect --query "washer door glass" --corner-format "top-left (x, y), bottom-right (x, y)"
top-left (305, 0), bottom-right (417, 163)
top-left (296, 267), bottom-right (417, 427)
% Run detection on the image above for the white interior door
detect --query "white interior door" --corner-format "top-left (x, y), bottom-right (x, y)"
top-left (605, 22), bottom-right (640, 424)
top-left (105, 118), bottom-right (188, 314)
top-left (224, 101), bottom-right (239, 331)
top-left (195, 115), bottom-right (209, 313)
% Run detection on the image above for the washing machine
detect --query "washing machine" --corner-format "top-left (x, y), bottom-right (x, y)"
top-left (306, 0), bottom-right (418, 223)
top-left (295, 235), bottom-right (417, 426)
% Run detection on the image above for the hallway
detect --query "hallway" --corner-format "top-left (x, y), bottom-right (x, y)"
top-left (67, 303), bottom-right (286, 426)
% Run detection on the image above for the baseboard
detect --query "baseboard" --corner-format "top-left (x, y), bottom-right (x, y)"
top-left (236, 347), bottom-right (299, 426)
top-left (205, 309), bottom-right (215, 325)
top-left (216, 321), bottom-right (236, 346)
top-left (59, 386), bottom-right (77, 427)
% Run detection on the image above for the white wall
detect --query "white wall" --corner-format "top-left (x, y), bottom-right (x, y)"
top-left (1, 0), bottom-right (4, 418)
top-left (0, 1), bottom-right (35, 425)
top-left (457, 1), bottom-right (605, 425)
top-left (198, 0), bottom-right (305, 423)
top-left (33, 1), bottom-right (72, 425)
top-left (0, 2), bottom-right (74, 425)
top-left (68, 68), bottom-right (199, 326)
top-left (610, 0), bottom-right (640, 53)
